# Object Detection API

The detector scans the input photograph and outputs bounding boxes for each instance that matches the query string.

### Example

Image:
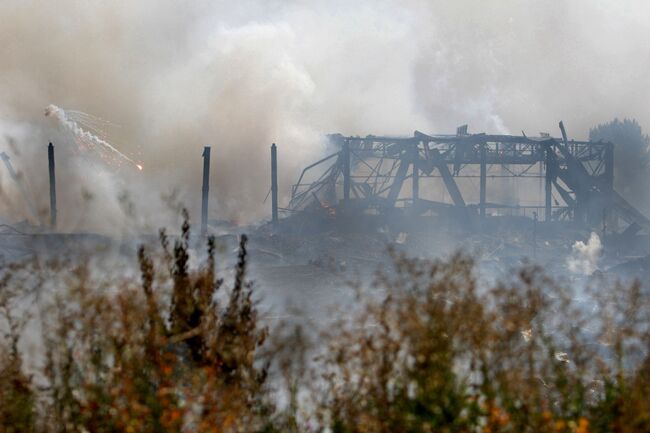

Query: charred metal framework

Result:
[288,123,650,233]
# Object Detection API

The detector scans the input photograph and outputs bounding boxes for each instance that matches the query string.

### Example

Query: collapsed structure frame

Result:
[288,122,650,233]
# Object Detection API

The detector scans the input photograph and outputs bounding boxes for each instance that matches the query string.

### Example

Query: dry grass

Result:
[0,219,648,432]
[308,251,650,433]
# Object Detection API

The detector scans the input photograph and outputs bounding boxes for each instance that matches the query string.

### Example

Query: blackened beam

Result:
[271,143,278,223]
[349,132,599,146]
[430,149,466,207]
[545,145,555,222]
[480,144,486,218]
[291,152,339,199]
[48,142,57,228]
[201,146,211,236]
[411,145,419,200]
[386,155,410,205]
[342,139,350,203]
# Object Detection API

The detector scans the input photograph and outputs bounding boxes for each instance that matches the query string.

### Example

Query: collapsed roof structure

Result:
[288,122,650,234]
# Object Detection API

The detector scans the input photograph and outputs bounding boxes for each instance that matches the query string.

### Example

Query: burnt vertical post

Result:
[48,142,57,229]
[545,145,553,222]
[342,139,350,204]
[411,143,419,202]
[604,142,614,191]
[271,143,278,224]
[604,141,615,231]
[558,121,568,145]
[201,146,211,236]
[479,143,487,219]
[533,211,538,259]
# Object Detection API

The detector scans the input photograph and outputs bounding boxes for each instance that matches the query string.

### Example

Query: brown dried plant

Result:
[33,211,269,433]
[0,225,648,433]
[310,251,650,433]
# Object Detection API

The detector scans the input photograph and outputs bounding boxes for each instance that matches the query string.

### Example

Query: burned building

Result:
[285,122,650,238]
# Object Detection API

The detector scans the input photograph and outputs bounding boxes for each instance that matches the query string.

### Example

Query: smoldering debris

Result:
[221,126,650,304]
[567,232,602,275]
[3,123,650,296]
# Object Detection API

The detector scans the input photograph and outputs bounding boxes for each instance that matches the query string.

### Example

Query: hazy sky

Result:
[1,0,649,231]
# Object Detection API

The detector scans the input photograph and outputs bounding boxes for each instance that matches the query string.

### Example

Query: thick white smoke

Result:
[0,1,649,233]
[567,232,602,275]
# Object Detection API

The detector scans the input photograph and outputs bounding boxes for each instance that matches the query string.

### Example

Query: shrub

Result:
[2,211,269,433]
[311,251,649,433]
[0,223,648,432]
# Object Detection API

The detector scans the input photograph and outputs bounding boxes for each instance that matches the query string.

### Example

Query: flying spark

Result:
[45,104,143,172]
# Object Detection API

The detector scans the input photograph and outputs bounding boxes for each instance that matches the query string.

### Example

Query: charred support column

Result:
[201,146,211,236]
[545,145,553,222]
[479,143,486,219]
[342,139,350,204]
[412,144,419,202]
[558,120,581,223]
[48,142,57,229]
[271,143,279,224]
[604,142,614,191]
[604,142,615,231]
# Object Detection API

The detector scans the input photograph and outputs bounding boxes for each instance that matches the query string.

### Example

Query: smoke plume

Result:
[1,1,649,233]
[567,232,602,275]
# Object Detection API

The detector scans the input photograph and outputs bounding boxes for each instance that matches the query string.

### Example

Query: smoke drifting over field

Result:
[1,0,650,233]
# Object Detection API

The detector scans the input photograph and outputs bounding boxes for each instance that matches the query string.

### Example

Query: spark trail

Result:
[44,104,143,171]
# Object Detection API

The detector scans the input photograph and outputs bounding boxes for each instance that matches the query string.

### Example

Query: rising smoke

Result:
[1,0,650,233]
[567,232,602,275]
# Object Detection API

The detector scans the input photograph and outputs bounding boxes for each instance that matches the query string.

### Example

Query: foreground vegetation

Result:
[0,216,648,432]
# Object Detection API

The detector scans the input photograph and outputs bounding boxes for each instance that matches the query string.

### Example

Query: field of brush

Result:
[0,214,648,433]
